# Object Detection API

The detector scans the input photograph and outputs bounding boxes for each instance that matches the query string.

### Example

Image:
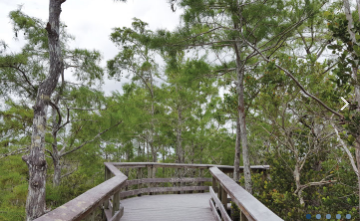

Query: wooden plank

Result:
[119,186,209,198]
[120,193,216,221]
[34,172,127,221]
[112,191,120,216]
[210,167,283,221]
[209,186,232,221]
[125,177,211,186]
[209,198,222,221]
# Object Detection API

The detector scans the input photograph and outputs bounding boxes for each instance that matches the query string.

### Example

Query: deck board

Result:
[119,193,217,221]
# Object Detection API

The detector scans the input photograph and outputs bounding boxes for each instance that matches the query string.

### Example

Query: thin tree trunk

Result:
[176,106,183,163]
[234,39,252,193]
[293,164,304,205]
[343,0,360,177]
[22,1,65,219]
[51,107,61,187]
[233,115,241,182]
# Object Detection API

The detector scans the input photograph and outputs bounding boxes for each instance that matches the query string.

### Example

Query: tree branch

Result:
[330,119,359,180]
[243,39,344,119]
[60,121,122,157]
[0,147,29,159]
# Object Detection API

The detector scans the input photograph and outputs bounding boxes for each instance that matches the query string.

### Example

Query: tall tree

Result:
[21,0,66,219]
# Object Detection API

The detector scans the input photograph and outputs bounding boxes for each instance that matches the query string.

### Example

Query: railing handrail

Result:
[34,162,274,221]
[112,162,270,171]
[34,163,127,221]
[209,167,283,221]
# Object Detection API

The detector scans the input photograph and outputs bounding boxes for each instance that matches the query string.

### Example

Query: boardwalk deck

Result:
[119,193,217,221]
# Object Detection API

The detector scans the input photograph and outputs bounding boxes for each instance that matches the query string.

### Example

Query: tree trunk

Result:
[53,158,61,187]
[293,164,304,205]
[22,0,65,220]
[234,40,252,193]
[233,115,241,182]
[176,106,183,163]
[51,107,61,187]
[343,0,361,178]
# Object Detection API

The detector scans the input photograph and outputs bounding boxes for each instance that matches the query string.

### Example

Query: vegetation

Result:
[0,0,359,220]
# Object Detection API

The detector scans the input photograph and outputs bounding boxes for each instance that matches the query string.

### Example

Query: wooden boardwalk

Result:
[119,193,217,221]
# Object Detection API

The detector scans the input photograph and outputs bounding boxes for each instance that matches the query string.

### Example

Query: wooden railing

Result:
[209,167,283,221]
[34,162,279,221]
[35,163,127,221]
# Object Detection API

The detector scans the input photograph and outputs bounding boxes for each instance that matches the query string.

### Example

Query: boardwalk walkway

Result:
[120,193,217,221]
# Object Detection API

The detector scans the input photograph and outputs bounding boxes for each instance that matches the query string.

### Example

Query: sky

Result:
[0,0,184,95]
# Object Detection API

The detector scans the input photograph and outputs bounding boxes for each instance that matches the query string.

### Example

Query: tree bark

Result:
[176,105,184,163]
[22,0,65,220]
[233,115,241,182]
[234,39,252,193]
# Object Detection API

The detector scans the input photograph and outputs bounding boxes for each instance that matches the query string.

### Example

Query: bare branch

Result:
[0,147,29,159]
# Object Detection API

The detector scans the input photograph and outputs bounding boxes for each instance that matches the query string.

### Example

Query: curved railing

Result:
[209,167,283,221]
[34,162,282,221]
[35,163,127,221]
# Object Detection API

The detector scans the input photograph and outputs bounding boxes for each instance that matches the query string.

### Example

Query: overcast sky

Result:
[0,0,184,95]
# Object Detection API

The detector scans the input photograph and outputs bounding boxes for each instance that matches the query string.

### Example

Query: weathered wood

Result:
[209,198,222,221]
[210,167,283,221]
[34,166,127,221]
[147,166,152,195]
[120,193,216,221]
[85,211,95,221]
[199,168,205,193]
[137,167,142,196]
[112,162,269,171]
[105,162,124,176]
[240,211,248,221]
[112,191,120,216]
[104,206,123,221]
[104,168,112,210]
[119,186,209,198]
[125,177,211,186]
[221,186,228,209]
[209,186,232,221]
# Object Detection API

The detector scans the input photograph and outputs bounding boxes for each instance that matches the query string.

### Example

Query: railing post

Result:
[240,211,248,221]
[221,185,227,210]
[104,167,111,210]
[85,211,95,221]
[152,166,157,195]
[148,165,152,195]
[217,182,222,200]
[199,168,204,193]
[112,190,120,216]
[137,167,142,197]
[212,176,217,193]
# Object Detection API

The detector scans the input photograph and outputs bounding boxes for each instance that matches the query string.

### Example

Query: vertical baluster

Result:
[240,211,248,221]
[112,190,120,216]
[212,176,217,193]
[85,211,95,221]
[199,168,204,193]
[137,167,142,197]
[152,166,157,195]
[217,183,222,202]
[221,186,227,210]
[148,166,152,195]
[104,167,111,210]
[177,168,181,194]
